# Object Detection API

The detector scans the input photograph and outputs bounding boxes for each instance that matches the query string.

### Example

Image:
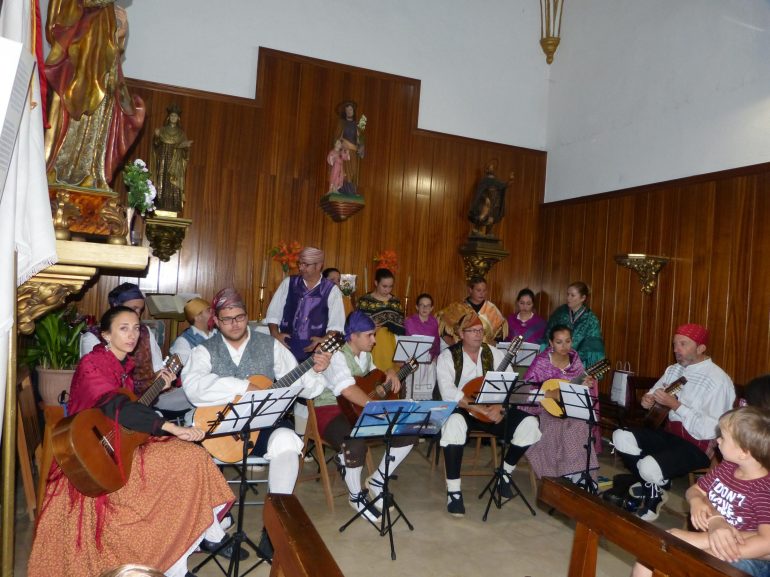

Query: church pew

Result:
[263,494,345,577]
[538,477,749,577]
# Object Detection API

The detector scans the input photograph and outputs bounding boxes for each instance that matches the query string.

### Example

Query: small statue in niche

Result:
[332,100,366,196]
[468,161,514,239]
[151,104,192,213]
[327,139,350,194]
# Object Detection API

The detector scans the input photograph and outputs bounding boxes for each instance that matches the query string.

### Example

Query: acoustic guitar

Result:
[337,357,419,426]
[643,376,687,429]
[461,335,525,424]
[51,354,183,497]
[195,333,345,463]
[538,358,611,418]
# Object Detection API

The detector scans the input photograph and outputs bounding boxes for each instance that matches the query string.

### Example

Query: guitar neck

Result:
[137,366,174,407]
[496,337,524,371]
[664,376,687,395]
[273,355,315,389]
[396,362,415,382]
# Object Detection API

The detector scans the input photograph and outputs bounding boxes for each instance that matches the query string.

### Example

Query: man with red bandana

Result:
[612,323,735,522]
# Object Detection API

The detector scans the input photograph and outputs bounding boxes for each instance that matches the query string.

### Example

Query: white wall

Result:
[545,0,770,201]
[121,0,550,150]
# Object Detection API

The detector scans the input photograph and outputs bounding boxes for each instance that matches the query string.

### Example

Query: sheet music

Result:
[475,371,517,404]
[496,340,539,367]
[351,400,457,438]
[208,385,302,434]
[394,335,434,362]
[560,382,597,422]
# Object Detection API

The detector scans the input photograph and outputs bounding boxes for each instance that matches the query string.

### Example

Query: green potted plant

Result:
[21,306,86,406]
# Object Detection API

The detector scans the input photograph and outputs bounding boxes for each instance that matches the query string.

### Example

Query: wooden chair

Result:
[538,477,746,577]
[264,494,345,577]
[37,404,65,513]
[16,368,42,521]
[297,400,336,512]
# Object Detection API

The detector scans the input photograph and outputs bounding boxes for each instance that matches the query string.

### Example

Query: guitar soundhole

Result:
[375,384,387,399]
[93,426,117,462]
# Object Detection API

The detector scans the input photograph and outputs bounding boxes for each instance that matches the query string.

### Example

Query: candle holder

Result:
[257,285,266,321]
[614,254,669,295]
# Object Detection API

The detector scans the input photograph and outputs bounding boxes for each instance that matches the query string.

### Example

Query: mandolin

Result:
[643,376,687,429]
[52,354,183,497]
[194,333,345,463]
[462,335,525,424]
[538,358,611,418]
[337,357,419,426]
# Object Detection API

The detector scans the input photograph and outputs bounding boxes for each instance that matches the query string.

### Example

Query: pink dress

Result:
[522,349,600,479]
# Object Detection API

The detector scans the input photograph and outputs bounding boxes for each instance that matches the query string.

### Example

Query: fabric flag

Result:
[0,0,58,439]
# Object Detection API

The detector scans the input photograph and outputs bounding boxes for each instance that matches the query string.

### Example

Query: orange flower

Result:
[373,249,398,273]
[269,240,303,273]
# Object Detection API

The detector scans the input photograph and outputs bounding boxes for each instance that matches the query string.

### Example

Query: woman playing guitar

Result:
[28,306,235,577]
[522,324,601,482]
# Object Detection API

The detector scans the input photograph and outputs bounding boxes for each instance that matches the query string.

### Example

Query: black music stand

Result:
[559,382,600,494]
[339,399,456,560]
[189,385,302,577]
[472,373,538,521]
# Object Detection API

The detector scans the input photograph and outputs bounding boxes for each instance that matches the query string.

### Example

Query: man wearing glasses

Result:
[436,312,541,517]
[182,288,331,496]
[265,246,345,363]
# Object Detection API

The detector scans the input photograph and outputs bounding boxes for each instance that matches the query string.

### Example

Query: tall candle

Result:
[405,275,411,298]
[260,258,267,287]
[364,266,369,293]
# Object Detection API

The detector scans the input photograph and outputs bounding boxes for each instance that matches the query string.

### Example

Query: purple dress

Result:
[522,349,600,479]
[404,314,440,400]
[507,312,546,344]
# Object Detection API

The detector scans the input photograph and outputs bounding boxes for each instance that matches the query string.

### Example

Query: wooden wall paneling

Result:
[745,173,770,380]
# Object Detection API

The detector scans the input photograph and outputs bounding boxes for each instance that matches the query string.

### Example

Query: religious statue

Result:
[333,100,366,196]
[44,0,145,191]
[151,104,192,213]
[468,162,514,238]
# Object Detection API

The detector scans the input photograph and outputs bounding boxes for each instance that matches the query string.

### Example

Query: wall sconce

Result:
[615,254,669,295]
[539,0,564,65]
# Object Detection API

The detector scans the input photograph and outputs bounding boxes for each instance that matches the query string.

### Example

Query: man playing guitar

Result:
[436,312,541,517]
[182,288,331,554]
[314,311,416,522]
[612,323,735,522]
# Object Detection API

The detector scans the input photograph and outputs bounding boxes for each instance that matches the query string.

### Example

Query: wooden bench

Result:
[263,494,344,577]
[538,477,749,577]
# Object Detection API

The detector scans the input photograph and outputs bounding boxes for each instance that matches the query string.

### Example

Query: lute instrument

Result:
[337,357,419,426]
[194,333,345,463]
[51,354,183,497]
[461,335,525,424]
[643,376,687,429]
[538,358,611,418]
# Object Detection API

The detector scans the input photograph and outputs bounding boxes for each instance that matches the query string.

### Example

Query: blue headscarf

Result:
[345,310,375,341]
[108,282,145,307]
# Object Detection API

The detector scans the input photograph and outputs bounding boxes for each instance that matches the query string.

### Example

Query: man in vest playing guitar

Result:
[612,323,735,522]
[314,311,416,522]
[436,312,541,517]
[182,288,331,556]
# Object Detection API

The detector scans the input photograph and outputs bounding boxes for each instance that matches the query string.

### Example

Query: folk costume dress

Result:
[523,348,600,479]
[356,293,405,372]
[543,304,605,370]
[28,345,233,577]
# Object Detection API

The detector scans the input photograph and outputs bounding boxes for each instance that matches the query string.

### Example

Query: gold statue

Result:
[44,0,145,191]
[100,199,129,244]
[151,104,192,213]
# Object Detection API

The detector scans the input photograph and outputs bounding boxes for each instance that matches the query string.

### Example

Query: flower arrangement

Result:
[373,249,398,273]
[269,240,302,273]
[122,159,157,216]
[339,274,357,297]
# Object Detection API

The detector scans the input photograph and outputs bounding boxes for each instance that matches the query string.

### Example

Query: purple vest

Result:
[279,275,334,361]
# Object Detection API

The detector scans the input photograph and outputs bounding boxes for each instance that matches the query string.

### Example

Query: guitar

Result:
[643,376,687,429]
[51,354,183,497]
[539,358,611,418]
[337,357,419,426]
[461,335,525,424]
[195,333,345,463]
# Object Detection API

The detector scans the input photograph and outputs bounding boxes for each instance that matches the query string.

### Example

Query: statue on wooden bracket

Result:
[320,100,366,222]
[152,103,192,216]
[468,160,514,240]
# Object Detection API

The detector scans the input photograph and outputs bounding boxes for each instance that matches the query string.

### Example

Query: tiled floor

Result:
[13,440,689,577]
